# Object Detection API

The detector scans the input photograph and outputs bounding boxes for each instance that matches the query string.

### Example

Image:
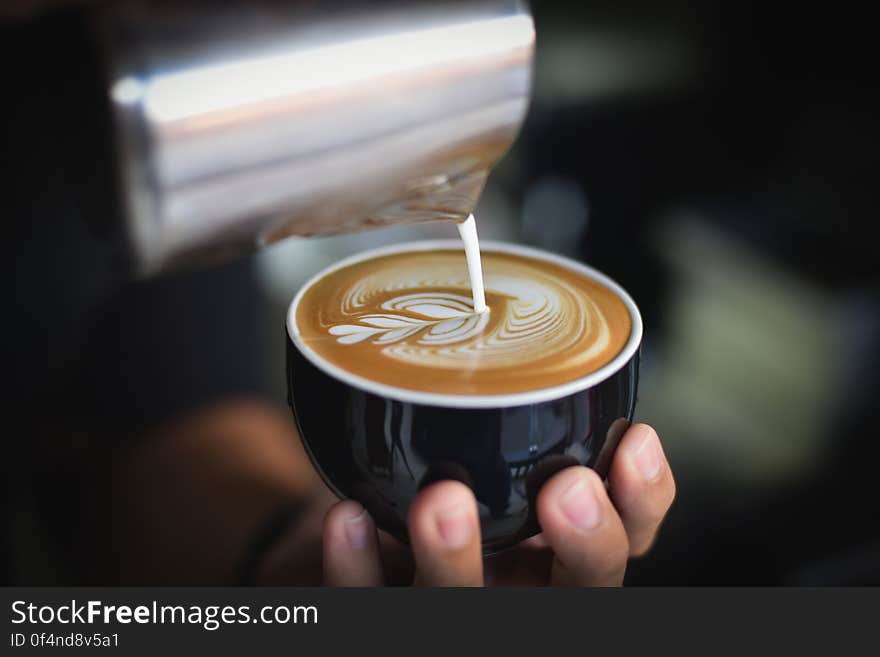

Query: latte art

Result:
[295,249,632,395]
[328,292,490,346]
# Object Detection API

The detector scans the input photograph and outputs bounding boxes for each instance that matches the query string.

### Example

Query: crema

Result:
[294,248,632,395]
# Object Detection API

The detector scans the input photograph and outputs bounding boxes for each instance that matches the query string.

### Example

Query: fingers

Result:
[408,481,483,587]
[322,500,383,586]
[608,423,676,557]
[536,466,629,586]
[321,423,675,588]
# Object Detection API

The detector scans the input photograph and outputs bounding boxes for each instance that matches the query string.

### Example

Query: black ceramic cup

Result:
[286,241,642,553]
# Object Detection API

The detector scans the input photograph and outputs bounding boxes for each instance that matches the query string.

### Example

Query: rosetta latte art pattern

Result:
[325,262,610,372]
[328,293,491,346]
[295,250,631,394]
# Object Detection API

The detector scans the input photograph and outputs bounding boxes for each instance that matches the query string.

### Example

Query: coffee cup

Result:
[285,240,642,552]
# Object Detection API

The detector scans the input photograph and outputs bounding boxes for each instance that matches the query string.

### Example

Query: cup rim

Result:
[287,239,643,408]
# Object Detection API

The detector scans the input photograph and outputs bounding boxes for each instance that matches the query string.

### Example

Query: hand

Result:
[321,423,675,586]
[97,400,672,586]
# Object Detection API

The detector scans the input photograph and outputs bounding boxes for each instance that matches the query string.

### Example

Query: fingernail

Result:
[344,509,370,550]
[633,428,662,481]
[558,475,601,531]
[435,504,474,549]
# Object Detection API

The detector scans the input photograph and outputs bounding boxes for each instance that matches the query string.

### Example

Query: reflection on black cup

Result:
[285,241,642,553]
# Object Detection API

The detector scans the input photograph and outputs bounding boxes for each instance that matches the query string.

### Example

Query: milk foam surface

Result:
[295,249,632,395]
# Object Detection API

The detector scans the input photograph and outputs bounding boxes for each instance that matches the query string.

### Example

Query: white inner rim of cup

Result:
[287,240,643,408]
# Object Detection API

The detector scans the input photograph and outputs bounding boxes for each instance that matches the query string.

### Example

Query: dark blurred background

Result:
[3,0,878,584]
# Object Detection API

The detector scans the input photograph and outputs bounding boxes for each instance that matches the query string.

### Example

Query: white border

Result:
[287,240,643,408]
